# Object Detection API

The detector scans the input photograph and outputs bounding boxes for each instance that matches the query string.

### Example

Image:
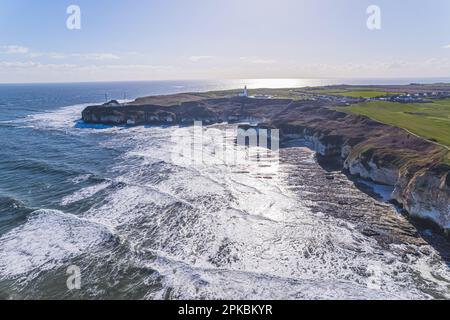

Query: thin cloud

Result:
[188,55,213,62]
[28,51,122,60]
[0,61,76,69]
[87,64,173,70]
[0,61,171,74]
[443,44,450,49]
[1,45,29,54]
[250,59,277,65]
[29,52,68,59]
[71,53,120,60]
[0,61,37,68]
[240,56,277,64]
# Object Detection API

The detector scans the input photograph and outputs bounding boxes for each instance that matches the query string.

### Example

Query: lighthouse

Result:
[238,85,249,98]
[242,85,248,97]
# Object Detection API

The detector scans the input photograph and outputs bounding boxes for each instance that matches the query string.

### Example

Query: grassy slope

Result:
[131,92,232,106]
[335,91,400,98]
[340,99,450,165]
[341,100,450,148]
[130,88,304,106]
[311,89,400,98]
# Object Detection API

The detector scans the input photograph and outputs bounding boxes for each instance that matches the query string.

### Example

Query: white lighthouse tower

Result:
[242,85,248,97]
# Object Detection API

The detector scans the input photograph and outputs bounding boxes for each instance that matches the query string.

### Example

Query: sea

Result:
[0,79,449,299]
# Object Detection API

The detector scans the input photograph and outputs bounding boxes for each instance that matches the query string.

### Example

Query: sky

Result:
[0,0,450,83]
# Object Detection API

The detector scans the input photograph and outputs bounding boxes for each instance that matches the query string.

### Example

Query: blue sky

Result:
[1,0,450,83]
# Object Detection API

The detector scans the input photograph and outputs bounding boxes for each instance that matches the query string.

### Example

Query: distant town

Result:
[309,88,450,106]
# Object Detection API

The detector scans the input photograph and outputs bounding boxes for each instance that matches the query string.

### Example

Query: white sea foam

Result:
[143,253,415,300]
[8,103,89,130]
[0,209,112,278]
[2,106,449,299]
[70,174,93,184]
[82,125,439,299]
[6,101,125,133]
[61,181,111,205]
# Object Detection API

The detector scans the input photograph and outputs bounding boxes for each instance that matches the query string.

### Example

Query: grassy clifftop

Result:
[338,99,450,166]
[310,89,400,98]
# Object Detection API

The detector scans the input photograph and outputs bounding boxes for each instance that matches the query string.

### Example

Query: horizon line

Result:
[1,76,450,86]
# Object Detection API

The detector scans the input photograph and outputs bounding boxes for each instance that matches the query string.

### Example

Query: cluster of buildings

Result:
[312,90,450,105]
[373,91,450,103]
[237,86,273,100]
[310,95,363,106]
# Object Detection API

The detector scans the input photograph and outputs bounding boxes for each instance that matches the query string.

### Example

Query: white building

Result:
[239,85,248,97]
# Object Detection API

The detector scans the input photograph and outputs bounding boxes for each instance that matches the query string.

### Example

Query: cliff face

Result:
[82,103,219,126]
[273,103,449,232]
[393,165,450,230]
[82,97,295,126]
[346,158,399,186]
[82,98,450,232]
[283,127,449,231]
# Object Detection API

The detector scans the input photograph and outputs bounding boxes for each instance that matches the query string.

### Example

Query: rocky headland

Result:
[82,90,450,234]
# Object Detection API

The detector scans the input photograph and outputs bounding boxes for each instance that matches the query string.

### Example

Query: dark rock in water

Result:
[361,228,381,237]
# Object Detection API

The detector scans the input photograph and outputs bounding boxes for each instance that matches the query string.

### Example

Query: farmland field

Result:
[311,89,400,98]
[339,99,450,164]
[340,99,450,148]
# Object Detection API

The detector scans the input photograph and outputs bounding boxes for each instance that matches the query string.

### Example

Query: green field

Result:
[312,89,400,98]
[335,91,400,98]
[340,100,450,149]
